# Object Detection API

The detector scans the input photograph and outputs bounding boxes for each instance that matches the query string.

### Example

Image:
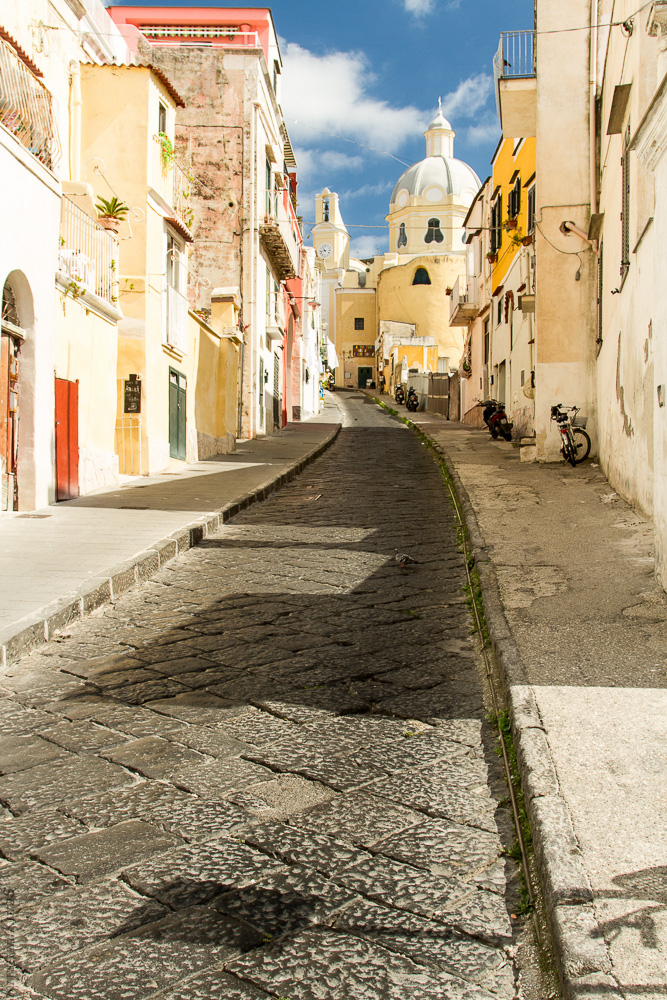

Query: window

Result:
[490,195,502,252]
[166,232,183,291]
[484,319,490,364]
[266,160,274,217]
[158,102,167,135]
[397,222,407,248]
[526,185,536,234]
[621,122,631,281]
[424,218,444,244]
[413,267,431,285]
[508,176,521,220]
[354,317,364,330]
[497,296,502,326]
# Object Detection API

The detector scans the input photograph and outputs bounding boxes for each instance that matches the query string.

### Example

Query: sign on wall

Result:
[352,345,374,358]
[124,375,142,414]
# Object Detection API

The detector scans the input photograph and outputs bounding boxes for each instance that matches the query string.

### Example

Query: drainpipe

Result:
[69,61,81,181]
[590,0,599,215]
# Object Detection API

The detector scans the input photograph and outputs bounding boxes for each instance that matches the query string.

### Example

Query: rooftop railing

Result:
[494,30,536,81]
[0,36,61,170]
[58,196,119,306]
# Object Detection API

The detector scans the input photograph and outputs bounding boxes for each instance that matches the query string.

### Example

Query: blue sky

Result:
[108,1,535,256]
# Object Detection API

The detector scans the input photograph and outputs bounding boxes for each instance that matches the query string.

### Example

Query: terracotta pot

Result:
[98,216,121,234]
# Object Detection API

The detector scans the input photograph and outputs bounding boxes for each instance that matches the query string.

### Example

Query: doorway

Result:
[54,377,79,501]
[169,368,186,460]
[357,366,372,388]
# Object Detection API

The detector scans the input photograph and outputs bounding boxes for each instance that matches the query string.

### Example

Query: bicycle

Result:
[550,404,591,466]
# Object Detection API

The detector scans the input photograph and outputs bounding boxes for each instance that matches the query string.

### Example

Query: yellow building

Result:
[487,136,537,437]
[80,62,240,476]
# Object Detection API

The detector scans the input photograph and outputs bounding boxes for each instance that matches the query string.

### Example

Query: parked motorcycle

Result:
[395,384,405,405]
[481,399,513,441]
[406,387,419,413]
[326,372,335,391]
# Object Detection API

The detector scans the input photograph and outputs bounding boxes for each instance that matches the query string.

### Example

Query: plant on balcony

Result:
[157,131,175,170]
[445,286,453,295]
[503,216,518,231]
[521,234,533,246]
[486,251,498,263]
[95,196,129,234]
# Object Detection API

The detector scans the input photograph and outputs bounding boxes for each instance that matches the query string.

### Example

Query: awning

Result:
[326,338,339,368]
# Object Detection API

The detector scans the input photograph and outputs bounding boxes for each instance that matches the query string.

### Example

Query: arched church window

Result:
[413,267,431,285]
[397,223,407,249]
[424,218,444,244]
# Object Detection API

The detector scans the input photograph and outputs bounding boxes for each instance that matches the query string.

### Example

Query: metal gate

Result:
[169,368,186,460]
[272,352,280,429]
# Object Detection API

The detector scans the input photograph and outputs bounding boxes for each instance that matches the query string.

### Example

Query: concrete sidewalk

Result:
[0,398,341,667]
[374,392,667,1000]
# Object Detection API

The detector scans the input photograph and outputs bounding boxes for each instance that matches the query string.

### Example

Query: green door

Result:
[357,366,372,388]
[169,369,186,460]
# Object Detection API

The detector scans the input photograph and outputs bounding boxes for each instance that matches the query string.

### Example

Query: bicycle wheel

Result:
[564,433,577,466]
[572,427,591,464]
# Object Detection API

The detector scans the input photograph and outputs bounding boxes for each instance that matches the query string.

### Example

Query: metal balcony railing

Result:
[151,136,193,232]
[58,196,119,305]
[0,36,61,169]
[494,30,535,81]
[449,275,480,325]
[166,284,189,354]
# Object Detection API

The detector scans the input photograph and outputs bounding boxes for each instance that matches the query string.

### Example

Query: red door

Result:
[55,377,79,501]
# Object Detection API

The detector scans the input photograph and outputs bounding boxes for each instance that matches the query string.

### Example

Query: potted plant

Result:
[504,216,518,231]
[95,196,129,234]
[445,286,453,295]
[522,234,533,246]
[486,251,498,263]
[156,131,175,170]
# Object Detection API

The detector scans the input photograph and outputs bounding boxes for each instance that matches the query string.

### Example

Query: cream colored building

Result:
[495,2,667,586]
[312,112,480,392]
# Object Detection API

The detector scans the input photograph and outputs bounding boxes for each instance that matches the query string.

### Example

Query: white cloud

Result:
[466,120,501,146]
[441,74,493,120]
[282,42,427,152]
[293,148,363,176]
[403,0,435,14]
[341,182,393,200]
[350,234,387,258]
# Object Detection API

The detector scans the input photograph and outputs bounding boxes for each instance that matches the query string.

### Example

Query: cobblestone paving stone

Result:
[0,397,526,998]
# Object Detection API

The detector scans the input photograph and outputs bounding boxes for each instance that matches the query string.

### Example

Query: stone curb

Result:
[387,405,615,1000]
[0,423,341,671]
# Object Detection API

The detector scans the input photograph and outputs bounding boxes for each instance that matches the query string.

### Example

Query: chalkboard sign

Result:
[124,376,142,414]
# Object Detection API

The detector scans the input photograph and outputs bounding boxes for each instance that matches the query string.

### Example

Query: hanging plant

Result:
[157,131,175,170]
[504,216,518,231]
[486,251,498,263]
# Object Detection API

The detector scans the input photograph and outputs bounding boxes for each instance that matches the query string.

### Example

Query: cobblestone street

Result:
[0,395,529,999]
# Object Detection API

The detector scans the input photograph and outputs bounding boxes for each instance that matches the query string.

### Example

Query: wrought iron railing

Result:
[166,284,189,354]
[495,30,536,80]
[58,196,119,305]
[151,135,193,230]
[0,36,61,169]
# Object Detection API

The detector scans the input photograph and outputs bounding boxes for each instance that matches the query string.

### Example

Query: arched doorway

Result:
[1,272,37,512]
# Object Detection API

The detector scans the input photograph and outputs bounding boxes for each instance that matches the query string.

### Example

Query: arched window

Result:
[413,267,431,285]
[424,218,444,244]
[397,222,407,249]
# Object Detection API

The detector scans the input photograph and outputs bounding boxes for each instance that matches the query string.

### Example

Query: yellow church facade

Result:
[312,110,480,392]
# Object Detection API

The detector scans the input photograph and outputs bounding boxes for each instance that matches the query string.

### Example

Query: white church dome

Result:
[391,156,480,206]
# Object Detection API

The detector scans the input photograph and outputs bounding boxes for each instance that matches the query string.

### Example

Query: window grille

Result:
[0,36,61,169]
[354,317,364,330]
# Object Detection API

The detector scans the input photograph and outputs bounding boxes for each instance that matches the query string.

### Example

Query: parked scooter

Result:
[406,387,419,413]
[395,384,405,405]
[480,399,513,441]
[326,371,335,391]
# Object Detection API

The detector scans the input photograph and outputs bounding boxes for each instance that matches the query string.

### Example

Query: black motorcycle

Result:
[395,384,405,404]
[406,387,419,412]
[481,399,513,441]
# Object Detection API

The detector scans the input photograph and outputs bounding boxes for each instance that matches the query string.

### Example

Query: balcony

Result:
[165,284,189,355]
[449,275,479,326]
[493,30,536,138]
[259,186,301,281]
[151,136,194,241]
[0,35,61,170]
[58,196,120,310]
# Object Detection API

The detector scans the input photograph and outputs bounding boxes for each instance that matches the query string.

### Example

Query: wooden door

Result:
[55,377,79,501]
[169,369,186,460]
[357,366,372,388]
